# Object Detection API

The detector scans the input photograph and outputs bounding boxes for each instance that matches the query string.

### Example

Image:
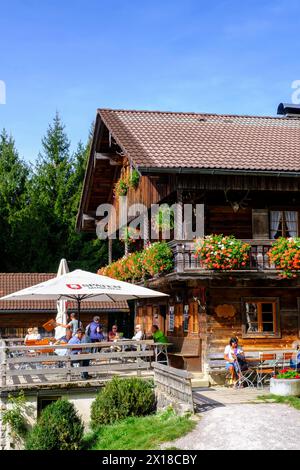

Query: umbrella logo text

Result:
[66,284,82,290]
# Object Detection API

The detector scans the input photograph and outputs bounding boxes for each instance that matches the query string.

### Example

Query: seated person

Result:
[151,325,168,343]
[24,327,41,344]
[224,337,245,384]
[290,343,300,370]
[55,328,73,344]
[132,324,144,341]
[24,327,34,344]
[32,327,41,340]
[108,324,120,342]
[54,328,72,360]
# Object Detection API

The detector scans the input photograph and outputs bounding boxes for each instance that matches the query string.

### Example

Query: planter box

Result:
[270,378,300,396]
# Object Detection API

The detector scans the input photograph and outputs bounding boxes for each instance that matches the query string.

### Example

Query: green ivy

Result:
[2,391,30,442]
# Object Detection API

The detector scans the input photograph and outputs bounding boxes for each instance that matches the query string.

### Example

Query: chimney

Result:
[277,103,300,117]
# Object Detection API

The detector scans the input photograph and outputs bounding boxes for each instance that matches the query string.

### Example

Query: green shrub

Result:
[90,377,156,428]
[25,399,84,450]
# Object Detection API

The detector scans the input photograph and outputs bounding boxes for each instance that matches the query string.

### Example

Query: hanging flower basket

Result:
[194,234,251,270]
[129,169,140,190]
[114,178,129,197]
[153,205,175,232]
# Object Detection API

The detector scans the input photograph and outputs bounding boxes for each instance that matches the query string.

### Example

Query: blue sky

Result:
[0,0,300,162]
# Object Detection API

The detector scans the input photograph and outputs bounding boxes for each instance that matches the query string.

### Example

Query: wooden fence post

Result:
[66,355,72,382]
[0,340,7,387]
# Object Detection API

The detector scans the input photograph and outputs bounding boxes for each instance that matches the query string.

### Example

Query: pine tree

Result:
[0,130,29,271]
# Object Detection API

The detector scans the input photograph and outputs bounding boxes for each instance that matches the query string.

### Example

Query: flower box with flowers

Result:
[268,237,300,279]
[194,235,251,271]
[270,368,300,396]
[98,242,173,282]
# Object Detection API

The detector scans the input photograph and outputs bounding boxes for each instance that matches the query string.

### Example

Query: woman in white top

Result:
[224,337,244,384]
[24,327,41,344]
[132,324,144,341]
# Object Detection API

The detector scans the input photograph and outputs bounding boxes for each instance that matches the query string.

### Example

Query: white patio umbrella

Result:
[54,259,69,339]
[0,269,168,324]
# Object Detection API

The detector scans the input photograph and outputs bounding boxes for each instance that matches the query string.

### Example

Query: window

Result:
[242,298,280,338]
[183,305,189,332]
[37,396,61,417]
[270,211,298,239]
[168,306,175,332]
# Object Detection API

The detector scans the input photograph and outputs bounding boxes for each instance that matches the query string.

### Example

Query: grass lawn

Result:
[257,394,300,410]
[84,411,197,450]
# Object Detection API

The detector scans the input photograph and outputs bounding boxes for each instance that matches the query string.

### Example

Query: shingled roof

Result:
[0,273,129,312]
[99,109,300,173]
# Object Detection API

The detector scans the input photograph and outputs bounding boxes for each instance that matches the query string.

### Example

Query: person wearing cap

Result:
[69,328,91,379]
[85,316,106,343]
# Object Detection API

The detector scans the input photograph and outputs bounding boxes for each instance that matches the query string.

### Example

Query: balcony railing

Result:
[168,240,276,273]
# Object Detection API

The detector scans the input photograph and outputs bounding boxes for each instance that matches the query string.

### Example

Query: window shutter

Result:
[252,209,269,239]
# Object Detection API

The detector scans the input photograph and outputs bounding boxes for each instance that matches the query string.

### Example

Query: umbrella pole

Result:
[77,298,81,327]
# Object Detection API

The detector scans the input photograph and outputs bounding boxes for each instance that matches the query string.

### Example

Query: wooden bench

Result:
[167,337,201,371]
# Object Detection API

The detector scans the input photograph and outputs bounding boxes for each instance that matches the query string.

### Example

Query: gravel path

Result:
[165,404,300,450]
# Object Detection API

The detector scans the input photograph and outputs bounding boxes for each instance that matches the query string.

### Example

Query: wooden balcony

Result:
[169,239,276,274]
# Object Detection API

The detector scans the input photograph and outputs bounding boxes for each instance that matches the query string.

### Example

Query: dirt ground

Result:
[164,403,300,450]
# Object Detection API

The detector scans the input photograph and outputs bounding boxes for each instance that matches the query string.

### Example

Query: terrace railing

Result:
[0,339,155,390]
[169,239,276,273]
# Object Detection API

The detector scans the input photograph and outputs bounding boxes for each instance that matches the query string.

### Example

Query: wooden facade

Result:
[77,110,300,378]
[0,308,132,339]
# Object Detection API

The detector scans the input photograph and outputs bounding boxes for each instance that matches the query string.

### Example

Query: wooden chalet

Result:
[0,273,130,338]
[77,107,300,378]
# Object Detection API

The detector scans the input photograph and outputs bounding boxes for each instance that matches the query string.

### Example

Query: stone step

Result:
[191,378,210,388]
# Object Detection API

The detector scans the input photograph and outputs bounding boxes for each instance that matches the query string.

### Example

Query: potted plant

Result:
[114,177,129,197]
[194,234,251,270]
[153,205,174,232]
[270,368,300,396]
[129,169,140,190]
[268,237,300,278]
